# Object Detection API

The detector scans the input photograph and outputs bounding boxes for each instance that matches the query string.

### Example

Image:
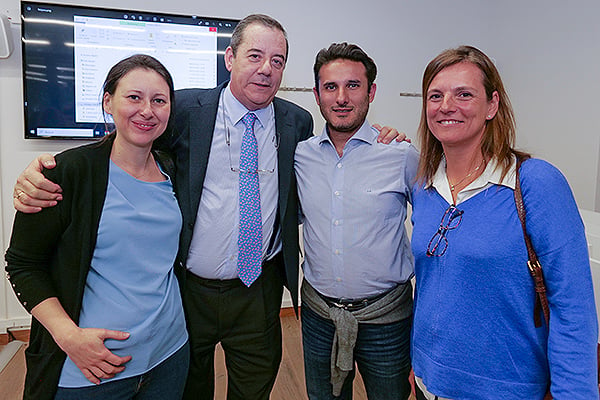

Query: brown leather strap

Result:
[514,156,550,328]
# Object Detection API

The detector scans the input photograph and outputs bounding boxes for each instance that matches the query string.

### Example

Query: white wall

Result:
[2,0,599,328]
[597,142,600,209]
[487,1,600,212]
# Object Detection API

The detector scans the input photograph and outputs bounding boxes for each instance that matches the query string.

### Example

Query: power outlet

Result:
[0,13,14,58]
[2,7,20,24]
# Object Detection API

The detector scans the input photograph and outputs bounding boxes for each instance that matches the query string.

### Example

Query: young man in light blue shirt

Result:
[294,43,419,400]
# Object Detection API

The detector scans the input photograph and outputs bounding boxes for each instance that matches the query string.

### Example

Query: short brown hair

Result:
[101,54,175,142]
[313,42,377,94]
[229,14,288,60]
[102,54,175,122]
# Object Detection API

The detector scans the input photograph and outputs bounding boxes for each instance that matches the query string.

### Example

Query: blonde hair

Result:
[416,45,528,184]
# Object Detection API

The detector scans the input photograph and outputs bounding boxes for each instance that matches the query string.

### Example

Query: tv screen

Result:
[21,2,239,139]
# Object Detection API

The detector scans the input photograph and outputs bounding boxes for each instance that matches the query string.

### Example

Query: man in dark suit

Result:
[163,15,313,399]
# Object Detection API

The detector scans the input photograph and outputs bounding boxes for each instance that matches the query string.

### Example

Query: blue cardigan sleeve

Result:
[520,159,598,399]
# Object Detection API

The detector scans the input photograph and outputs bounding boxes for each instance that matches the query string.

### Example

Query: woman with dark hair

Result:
[5,54,188,400]
[410,46,598,399]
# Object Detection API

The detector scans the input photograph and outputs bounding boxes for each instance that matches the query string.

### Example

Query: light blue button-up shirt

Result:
[186,86,280,279]
[295,120,419,299]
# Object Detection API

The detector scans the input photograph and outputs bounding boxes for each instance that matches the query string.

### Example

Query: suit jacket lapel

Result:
[274,98,294,220]
[185,90,293,223]
[187,84,226,219]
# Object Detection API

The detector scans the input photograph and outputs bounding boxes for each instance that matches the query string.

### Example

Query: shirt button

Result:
[334,191,340,196]
[334,249,341,255]
[336,163,342,169]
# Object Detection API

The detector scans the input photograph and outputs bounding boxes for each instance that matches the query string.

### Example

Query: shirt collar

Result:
[317,119,376,146]
[222,85,273,130]
[428,155,517,203]
[486,157,517,190]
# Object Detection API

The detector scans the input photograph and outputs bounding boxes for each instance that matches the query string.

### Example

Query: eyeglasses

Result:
[225,128,279,174]
[426,205,463,257]
[221,95,278,175]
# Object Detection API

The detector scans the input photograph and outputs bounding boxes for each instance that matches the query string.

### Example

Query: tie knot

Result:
[242,112,257,129]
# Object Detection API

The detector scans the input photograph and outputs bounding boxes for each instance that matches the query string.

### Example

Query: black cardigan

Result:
[5,136,176,400]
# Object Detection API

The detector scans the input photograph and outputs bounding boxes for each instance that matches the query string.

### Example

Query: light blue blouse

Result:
[58,160,187,387]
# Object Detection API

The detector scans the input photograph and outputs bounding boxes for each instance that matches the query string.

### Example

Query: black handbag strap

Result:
[514,156,550,328]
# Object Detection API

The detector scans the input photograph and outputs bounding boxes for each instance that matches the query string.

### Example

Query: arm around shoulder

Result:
[13,153,63,213]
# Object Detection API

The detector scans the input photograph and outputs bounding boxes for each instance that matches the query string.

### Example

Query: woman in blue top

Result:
[5,54,188,400]
[410,46,598,399]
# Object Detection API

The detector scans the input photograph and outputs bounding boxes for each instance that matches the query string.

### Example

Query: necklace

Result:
[448,159,485,192]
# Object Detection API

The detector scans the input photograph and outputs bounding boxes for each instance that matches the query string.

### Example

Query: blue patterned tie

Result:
[238,112,262,286]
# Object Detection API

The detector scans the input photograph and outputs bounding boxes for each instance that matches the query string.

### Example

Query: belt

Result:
[320,288,392,312]
[185,252,282,289]
[185,269,242,288]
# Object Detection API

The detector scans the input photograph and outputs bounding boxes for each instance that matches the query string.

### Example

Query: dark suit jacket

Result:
[162,82,313,309]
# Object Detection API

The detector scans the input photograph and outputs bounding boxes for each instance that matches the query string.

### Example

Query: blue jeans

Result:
[55,342,189,400]
[302,305,412,400]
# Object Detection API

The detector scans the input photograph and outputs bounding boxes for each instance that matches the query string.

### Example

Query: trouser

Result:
[301,304,412,400]
[182,255,284,400]
[54,342,189,400]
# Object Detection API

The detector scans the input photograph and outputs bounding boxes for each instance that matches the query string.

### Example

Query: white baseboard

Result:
[0,317,31,335]
[0,340,25,372]
[281,288,294,308]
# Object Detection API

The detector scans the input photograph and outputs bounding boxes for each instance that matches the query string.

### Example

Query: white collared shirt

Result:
[428,156,517,205]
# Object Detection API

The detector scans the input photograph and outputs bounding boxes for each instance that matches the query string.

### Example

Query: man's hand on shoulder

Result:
[373,124,411,144]
[13,154,63,213]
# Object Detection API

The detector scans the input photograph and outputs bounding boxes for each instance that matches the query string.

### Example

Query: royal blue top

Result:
[411,158,598,399]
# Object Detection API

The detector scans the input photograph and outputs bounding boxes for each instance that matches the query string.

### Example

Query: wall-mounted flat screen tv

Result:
[21,1,239,139]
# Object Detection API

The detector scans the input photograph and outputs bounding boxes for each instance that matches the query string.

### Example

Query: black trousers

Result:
[182,255,284,400]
